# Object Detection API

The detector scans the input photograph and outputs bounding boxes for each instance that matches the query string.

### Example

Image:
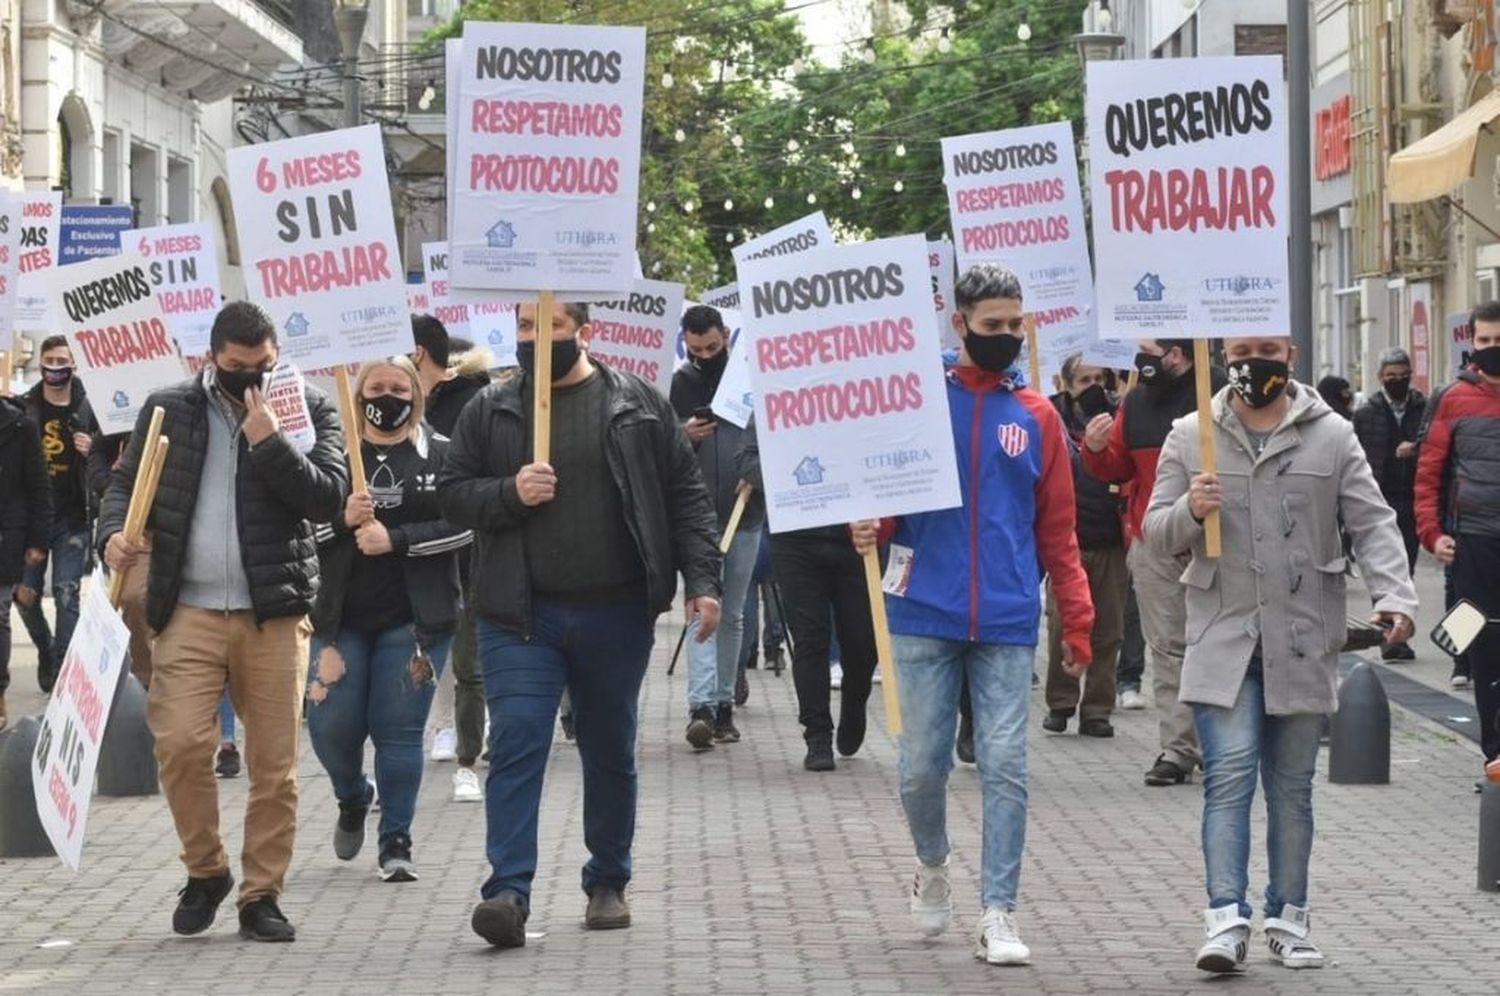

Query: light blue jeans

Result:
[893,635,1031,910]
[687,526,762,710]
[1193,658,1323,919]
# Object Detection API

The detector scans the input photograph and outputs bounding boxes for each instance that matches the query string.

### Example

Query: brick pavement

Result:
[1,589,1496,995]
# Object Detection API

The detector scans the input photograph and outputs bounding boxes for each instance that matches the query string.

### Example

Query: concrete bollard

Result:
[0,716,56,858]
[1329,661,1390,785]
[97,672,159,797]
[1482,781,1500,893]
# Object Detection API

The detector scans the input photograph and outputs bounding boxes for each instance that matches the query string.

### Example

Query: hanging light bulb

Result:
[851,186,862,201]
[417,80,436,110]
[646,200,656,213]
[895,143,906,157]
[764,195,775,209]
[723,198,734,211]
[807,192,817,205]
[938,29,952,54]
[683,199,695,213]
[652,260,663,274]
[731,133,744,149]
[661,71,674,89]
[1017,22,1032,42]
[647,222,657,233]
[726,231,735,243]
[787,138,800,152]
[893,180,905,193]
[841,141,855,156]
[862,41,877,64]
[674,128,686,143]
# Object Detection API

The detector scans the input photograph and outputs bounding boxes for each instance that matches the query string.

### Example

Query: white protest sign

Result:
[927,240,959,350]
[739,234,961,532]
[467,299,519,367]
[0,193,21,347]
[32,570,130,870]
[709,308,755,428]
[446,36,461,241]
[407,282,432,313]
[1086,56,1289,338]
[265,363,316,453]
[16,191,61,333]
[50,252,188,434]
[1084,335,1138,371]
[451,22,646,294]
[587,279,684,396]
[701,282,740,311]
[942,122,1094,349]
[731,211,833,270]
[127,222,223,360]
[228,124,410,367]
[422,241,471,340]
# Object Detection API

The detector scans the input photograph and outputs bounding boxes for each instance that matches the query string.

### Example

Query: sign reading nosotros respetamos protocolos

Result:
[227,123,411,370]
[47,251,188,435]
[1086,55,1289,340]
[451,22,646,295]
[738,234,962,534]
[587,279,685,398]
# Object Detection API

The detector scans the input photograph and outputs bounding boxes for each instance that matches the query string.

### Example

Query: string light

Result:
[1017,23,1032,42]
[652,260,663,274]
[723,198,734,211]
[893,180,904,193]
[674,128,686,142]
[938,29,952,54]
[895,143,906,157]
[787,138,800,152]
[851,186,862,200]
[661,71,674,88]
[683,199,695,213]
[647,222,657,233]
[807,192,817,204]
[731,134,744,149]
[726,231,735,242]
[862,41,877,64]
[764,195,774,209]
[646,200,656,213]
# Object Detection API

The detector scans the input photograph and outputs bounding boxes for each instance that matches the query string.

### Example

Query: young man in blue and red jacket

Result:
[852,263,1094,968]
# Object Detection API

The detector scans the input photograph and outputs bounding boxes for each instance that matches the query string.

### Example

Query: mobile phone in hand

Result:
[691,406,717,423]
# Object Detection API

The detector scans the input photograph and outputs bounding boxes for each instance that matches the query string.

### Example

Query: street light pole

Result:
[1288,0,1314,369]
[334,0,370,130]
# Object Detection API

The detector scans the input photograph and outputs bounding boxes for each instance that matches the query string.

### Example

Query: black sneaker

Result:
[378,834,418,883]
[1042,710,1070,734]
[215,743,241,779]
[238,897,295,942]
[956,714,976,764]
[767,648,786,675]
[334,799,369,861]
[1451,664,1472,689]
[1380,641,1415,661]
[734,666,750,706]
[1144,754,1190,786]
[472,890,529,948]
[172,871,234,935]
[37,650,58,694]
[836,704,867,758]
[803,736,836,772]
[713,704,741,743]
[560,710,576,742]
[685,706,715,750]
[1078,718,1115,738]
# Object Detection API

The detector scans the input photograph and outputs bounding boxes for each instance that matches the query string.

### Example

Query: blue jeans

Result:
[16,523,90,675]
[477,599,655,904]
[306,627,450,844]
[218,691,236,742]
[1193,659,1322,919]
[893,635,1032,909]
[687,526,761,709]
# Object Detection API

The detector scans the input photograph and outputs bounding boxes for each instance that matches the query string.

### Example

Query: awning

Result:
[1389,89,1500,203]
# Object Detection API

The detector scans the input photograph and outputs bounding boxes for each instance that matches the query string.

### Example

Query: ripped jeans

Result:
[306,627,450,846]
[16,524,90,687]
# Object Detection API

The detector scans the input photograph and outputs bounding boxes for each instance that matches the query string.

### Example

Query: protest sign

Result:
[731,211,833,271]
[0,193,21,349]
[265,363,316,453]
[701,282,741,311]
[408,282,432,313]
[16,191,61,333]
[32,570,130,870]
[450,22,646,295]
[127,222,223,360]
[927,240,959,350]
[709,309,755,428]
[446,36,461,241]
[1086,56,1289,339]
[59,205,134,266]
[737,233,961,532]
[587,279,684,396]
[467,298,518,367]
[1450,311,1474,374]
[227,124,410,369]
[423,241,471,340]
[49,252,188,434]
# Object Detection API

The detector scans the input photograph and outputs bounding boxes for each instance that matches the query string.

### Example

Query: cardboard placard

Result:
[126,222,224,361]
[15,191,61,333]
[587,279,685,396]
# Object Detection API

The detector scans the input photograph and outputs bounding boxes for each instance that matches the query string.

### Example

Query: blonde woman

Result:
[307,357,471,882]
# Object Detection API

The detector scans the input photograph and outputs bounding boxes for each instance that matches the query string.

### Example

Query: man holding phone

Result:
[670,305,764,748]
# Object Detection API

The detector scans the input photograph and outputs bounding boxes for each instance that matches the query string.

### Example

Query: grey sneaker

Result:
[334,799,369,861]
[585,887,631,930]
[377,834,417,883]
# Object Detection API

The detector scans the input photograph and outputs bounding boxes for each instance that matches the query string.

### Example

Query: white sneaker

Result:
[1120,688,1148,710]
[973,907,1030,965]
[452,766,483,803]
[431,728,458,762]
[909,859,952,937]
[871,667,882,685]
[829,663,844,690]
[1265,905,1324,969]
[1195,906,1250,974]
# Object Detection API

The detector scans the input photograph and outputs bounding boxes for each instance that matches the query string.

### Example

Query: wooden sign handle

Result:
[334,366,367,494]
[0,350,10,396]
[1024,313,1040,389]
[108,408,169,607]
[533,289,555,465]
[718,482,751,556]
[1193,339,1221,558]
[860,544,903,736]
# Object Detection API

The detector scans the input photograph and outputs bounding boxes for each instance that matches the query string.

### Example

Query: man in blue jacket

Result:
[853,263,1094,967]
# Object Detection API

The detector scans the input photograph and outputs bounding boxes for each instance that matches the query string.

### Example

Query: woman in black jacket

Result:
[0,395,52,729]
[306,357,471,883]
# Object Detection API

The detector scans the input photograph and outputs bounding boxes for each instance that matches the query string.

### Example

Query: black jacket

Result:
[21,378,109,523]
[1050,393,1125,551]
[312,429,471,648]
[1353,389,1427,504]
[0,397,52,584]
[438,362,721,634]
[97,376,350,631]
[426,371,490,438]
[670,360,766,531]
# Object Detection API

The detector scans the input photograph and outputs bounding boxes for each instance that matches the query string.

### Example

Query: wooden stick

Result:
[533,289,555,464]
[0,350,10,395]
[861,545,903,736]
[334,366,367,494]
[718,483,751,555]
[1024,313,1040,388]
[1193,339,1221,558]
[108,422,170,608]
[1125,368,1139,394]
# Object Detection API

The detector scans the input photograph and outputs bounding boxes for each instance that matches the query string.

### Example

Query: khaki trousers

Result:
[119,555,153,688]
[1126,541,1200,769]
[1045,545,1128,721]
[147,606,310,904]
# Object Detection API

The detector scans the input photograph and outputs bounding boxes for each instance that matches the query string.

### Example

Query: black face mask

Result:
[1383,377,1411,402]
[1134,351,1168,386]
[41,365,74,388]
[515,338,582,382]
[362,393,413,432]
[1228,357,1291,409]
[963,328,1023,373]
[215,366,267,401]
[1074,383,1113,419]
[1474,346,1500,376]
[691,347,730,386]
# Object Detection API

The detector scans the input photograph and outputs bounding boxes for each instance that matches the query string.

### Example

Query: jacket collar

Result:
[948,362,1021,394]
[1211,380,1327,465]
[496,360,645,420]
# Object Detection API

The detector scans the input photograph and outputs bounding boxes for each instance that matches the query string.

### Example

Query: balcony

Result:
[91,1,304,102]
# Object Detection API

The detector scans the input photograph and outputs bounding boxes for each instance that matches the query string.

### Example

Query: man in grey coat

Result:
[1147,335,1416,977]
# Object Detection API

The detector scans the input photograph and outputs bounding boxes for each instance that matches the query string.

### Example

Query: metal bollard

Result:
[1329,661,1390,785]
[1482,780,1500,893]
[0,716,56,857]
[96,672,159,797]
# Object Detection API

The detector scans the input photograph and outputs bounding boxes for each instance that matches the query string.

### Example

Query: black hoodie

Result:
[22,377,107,527]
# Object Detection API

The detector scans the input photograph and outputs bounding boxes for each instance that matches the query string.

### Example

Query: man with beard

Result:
[670,305,764,748]
[1083,339,1226,786]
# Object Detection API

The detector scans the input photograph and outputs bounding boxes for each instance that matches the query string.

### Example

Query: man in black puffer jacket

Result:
[98,302,348,943]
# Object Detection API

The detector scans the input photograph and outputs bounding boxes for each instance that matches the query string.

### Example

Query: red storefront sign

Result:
[1315,95,1352,181]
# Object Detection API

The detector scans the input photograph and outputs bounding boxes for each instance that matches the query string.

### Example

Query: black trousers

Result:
[1117,581,1146,689]
[1452,533,1500,761]
[769,534,877,740]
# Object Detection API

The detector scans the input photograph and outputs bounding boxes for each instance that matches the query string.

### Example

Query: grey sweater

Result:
[177,388,253,612]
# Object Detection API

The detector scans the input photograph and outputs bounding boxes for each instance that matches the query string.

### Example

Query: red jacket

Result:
[1414,370,1500,549]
